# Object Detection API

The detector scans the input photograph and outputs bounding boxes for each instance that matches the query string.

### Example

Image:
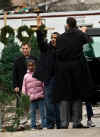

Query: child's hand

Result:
[80,27,87,32]
[14,87,19,93]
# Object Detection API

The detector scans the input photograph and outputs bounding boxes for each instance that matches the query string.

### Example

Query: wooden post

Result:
[30,9,55,31]
[31,14,54,31]
[4,11,7,26]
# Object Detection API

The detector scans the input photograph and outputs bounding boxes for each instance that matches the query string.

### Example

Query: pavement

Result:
[0,105,100,137]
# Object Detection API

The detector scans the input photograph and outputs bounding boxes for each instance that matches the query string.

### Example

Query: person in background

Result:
[13,42,37,127]
[13,42,37,106]
[53,17,95,128]
[86,102,95,127]
[22,59,46,130]
[82,27,96,128]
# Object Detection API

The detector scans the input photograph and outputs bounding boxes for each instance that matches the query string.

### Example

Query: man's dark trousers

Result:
[44,78,61,129]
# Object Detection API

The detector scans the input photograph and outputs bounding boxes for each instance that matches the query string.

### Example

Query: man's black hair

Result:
[51,32,60,37]
[66,17,77,29]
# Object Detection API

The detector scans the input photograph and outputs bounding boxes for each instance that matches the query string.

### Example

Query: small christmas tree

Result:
[0,35,21,130]
[0,35,31,131]
[0,35,21,94]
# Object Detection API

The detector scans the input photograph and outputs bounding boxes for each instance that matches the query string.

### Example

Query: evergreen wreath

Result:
[0,25,15,45]
[17,25,34,43]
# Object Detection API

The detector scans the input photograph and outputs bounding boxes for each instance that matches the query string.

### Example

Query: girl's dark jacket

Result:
[53,28,95,103]
[34,29,56,82]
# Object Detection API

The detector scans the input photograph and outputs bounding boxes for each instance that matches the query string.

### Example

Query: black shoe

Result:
[73,123,89,128]
[56,126,61,129]
[47,124,55,129]
[60,126,68,129]
[47,127,54,129]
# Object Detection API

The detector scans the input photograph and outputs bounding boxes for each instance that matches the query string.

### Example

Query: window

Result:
[91,37,100,57]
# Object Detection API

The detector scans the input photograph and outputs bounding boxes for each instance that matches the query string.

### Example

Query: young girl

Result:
[22,59,47,130]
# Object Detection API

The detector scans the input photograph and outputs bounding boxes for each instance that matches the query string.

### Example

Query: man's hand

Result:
[80,26,87,32]
[14,87,19,93]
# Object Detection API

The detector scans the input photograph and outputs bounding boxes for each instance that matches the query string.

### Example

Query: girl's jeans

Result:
[30,99,46,128]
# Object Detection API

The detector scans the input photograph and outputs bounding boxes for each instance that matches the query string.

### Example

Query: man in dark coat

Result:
[13,42,37,106]
[54,17,95,128]
[34,25,61,129]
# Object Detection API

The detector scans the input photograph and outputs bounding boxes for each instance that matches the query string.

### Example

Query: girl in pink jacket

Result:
[22,59,47,130]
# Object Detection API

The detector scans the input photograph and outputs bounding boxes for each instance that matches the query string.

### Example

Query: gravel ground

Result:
[0,105,100,137]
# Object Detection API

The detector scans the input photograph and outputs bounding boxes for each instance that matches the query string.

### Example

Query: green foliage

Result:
[0,35,22,131]
[17,25,34,43]
[10,94,30,130]
[0,91,14,105]
[0,25,15,45]
[0,35,21,93]
[16,94,30,116]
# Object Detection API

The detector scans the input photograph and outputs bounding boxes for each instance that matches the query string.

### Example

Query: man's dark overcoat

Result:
[53,28,95,103]
[13,55,37,91]
[34,29,56,82]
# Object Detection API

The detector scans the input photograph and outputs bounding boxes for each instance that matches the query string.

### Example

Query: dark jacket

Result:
[34,29,56,82]
[13,55,37,91]
[53,28,95,103]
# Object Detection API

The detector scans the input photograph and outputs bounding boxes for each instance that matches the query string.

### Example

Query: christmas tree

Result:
[0,35,33,131]
[0,35,22,131]
[0,35,21,94]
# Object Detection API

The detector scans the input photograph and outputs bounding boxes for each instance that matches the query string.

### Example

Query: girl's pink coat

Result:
[22,72,44,101]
